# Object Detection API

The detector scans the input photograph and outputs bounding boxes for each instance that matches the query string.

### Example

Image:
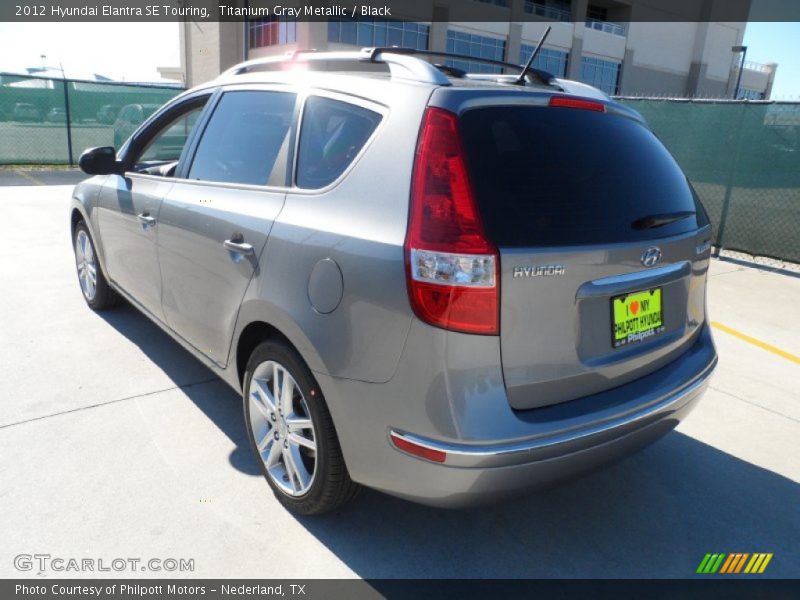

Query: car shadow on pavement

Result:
[295,433,800,579]
[97,303,799,579]
[97,303,260,476]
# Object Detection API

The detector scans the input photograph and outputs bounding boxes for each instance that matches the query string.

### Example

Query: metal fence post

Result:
[62,79,74,166]
[713,101,747,256]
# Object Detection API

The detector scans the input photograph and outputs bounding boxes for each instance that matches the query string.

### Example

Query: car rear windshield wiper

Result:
[632,211,696,230]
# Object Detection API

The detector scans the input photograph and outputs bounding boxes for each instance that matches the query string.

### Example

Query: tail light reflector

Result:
[390,432,447,463]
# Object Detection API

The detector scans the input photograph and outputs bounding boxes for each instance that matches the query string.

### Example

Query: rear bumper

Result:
[389,356,715,470]
[318,322,717,508]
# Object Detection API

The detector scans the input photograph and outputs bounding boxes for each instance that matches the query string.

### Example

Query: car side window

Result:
[187,91,297,186]
[296,96,382,189]
[135,104,205,168]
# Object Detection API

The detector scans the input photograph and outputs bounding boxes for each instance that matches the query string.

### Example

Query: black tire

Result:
[243,340,360,515]
[73,221,122,310]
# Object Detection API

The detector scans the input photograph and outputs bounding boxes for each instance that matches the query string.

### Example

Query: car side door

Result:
[96,93,212,321]
[157,86,298,366]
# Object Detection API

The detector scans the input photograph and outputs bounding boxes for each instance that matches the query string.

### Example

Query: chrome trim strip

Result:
[588,261,689,287]
[576,261,691,299]
[389,357,716,468]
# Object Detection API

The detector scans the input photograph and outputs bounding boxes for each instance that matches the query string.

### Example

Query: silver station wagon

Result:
[70,47,717,515]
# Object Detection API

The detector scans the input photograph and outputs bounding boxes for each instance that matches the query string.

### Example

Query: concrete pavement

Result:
[0,168,86,187]
[1,185,798,579]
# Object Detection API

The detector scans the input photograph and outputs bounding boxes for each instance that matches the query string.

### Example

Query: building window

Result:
[738,88,764,100]
[585,4,626,36]
[580,56,621,95]
[474,0,509,6]
[524,0,572,22]
[585,20,626,36]
[446,30,507,74]
[587,4,608,20]
[249,18,297,49]
[519,45,569,77]
[327,19,429,50]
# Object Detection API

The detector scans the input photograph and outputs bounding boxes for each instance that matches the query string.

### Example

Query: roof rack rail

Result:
[220,47,559,88]
[360,47,558,86]
[220,48,451,86]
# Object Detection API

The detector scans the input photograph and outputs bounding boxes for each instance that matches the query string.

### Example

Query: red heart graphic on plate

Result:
[630,301,639,315]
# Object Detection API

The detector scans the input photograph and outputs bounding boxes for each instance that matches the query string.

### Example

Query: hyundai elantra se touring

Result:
[70,48,717,514]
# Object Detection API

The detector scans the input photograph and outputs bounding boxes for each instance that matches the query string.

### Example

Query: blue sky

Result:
[743,22,800,98]
[0,22,797,95]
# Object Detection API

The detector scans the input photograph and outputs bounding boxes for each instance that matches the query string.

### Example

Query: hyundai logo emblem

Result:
[641,247,662,267]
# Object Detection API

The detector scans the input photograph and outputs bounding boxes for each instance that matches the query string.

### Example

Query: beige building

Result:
[180,0,776,99]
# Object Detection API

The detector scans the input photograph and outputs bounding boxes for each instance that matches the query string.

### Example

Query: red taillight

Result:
[405,107,499,336]
[549,96,606,112]
[390,432,447,463]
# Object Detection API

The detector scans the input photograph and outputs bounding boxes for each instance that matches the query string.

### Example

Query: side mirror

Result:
[78,146,121,175]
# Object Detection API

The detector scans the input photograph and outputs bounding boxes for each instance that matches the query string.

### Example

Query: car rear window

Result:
[459,106,709,247]
[296,96,382,189]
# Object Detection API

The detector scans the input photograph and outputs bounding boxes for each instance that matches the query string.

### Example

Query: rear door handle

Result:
[223,238,254,255]
[137,213,156,227]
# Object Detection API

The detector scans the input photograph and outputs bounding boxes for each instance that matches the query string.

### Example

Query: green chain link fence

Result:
[619,98,800,264]
[2,76,798,263]
[0,73,183,165]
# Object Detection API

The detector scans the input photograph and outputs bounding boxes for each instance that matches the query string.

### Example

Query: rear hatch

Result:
[458,98,712,410]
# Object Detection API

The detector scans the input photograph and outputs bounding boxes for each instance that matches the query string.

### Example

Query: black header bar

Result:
[3,0,800,22]
[5,579,800,600]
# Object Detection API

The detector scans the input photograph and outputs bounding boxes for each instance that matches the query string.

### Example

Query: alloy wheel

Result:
[248,360,317,496]
[75,230,97,301]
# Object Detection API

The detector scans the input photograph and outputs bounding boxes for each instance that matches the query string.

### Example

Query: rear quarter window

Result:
[459,106,710,247]
[295,96,382,189]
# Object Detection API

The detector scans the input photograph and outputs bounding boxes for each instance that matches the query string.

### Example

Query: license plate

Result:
[612,288,665,348]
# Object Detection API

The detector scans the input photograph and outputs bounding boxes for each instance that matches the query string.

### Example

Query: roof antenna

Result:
[514,25,551,86]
